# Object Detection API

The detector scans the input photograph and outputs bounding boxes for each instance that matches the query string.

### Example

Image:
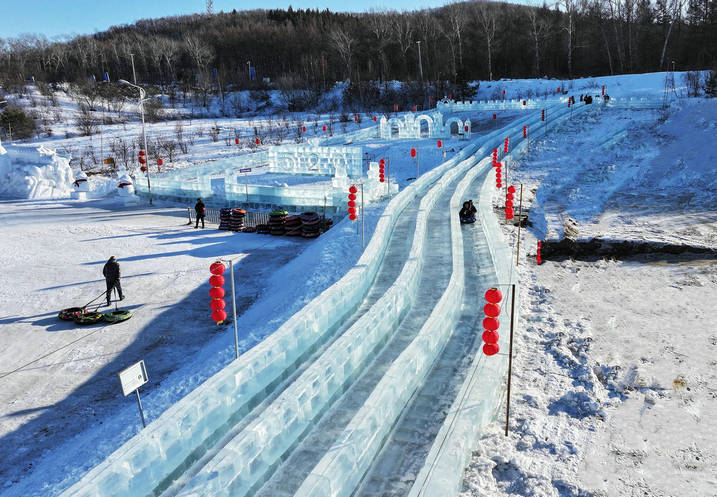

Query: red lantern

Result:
[557,87,561,93]
[379,158,385,165]
[349,213,358,221]
[209,287,225,299]
[234,138,239,145]
[212,310,227,323]
[482,330,499,344]
[522,100,526,106]
[483,343,500,356]
[496,171,502,178]
[140,166,148,172]
[139,150,146,157]
[568,100,571,108]
[412,105,416,111]
[496,183,502,188]
[484,303,501,317]
[354,115,358,122]
[348,200,356,208]
[523,125,527,138]
[394,104,399,111]
[506,192,514,200]
[492,113,497,120]
[322,125,327,131]
[348,207,356,215]
[210,299,226,311]
[437,140,442,148]
[464,125,469,132]
[537,240,543,264]
[506,199,514,208]
[379,175,385,183]
[541,109,545,121]
[139,157,146,165]
[410,148,416,158]
[209,275,225,287]
[373,116,377,121]
[504,137,509,153]
[302,126,306,132]
[485,288,503,303]
[157,158,164,166]
[507,185,516,193]
[349,185,358,194]
[503,89,506,95]
[210,261,226,275]
[602,85,605,96]
[505,207,514,220]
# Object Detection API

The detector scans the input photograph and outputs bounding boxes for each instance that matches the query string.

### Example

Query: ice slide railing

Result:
[175,138,484,497]
[294,154,488,497]
[60,123,485,497]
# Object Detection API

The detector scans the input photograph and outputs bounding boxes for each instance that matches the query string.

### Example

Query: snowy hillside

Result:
[0,71,715,497]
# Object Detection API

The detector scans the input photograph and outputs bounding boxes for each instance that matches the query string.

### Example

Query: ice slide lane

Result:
[252,162,481,497]
[173,153,484,497]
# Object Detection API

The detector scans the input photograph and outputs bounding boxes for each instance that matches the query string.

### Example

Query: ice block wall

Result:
[59,125,484,497]
[267,145,363,178]
[294,156,488,497]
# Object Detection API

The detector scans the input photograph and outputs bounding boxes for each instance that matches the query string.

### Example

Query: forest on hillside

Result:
[0,0,714,94]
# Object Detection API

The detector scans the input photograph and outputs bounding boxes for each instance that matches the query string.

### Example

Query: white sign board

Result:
[118,360,148,396]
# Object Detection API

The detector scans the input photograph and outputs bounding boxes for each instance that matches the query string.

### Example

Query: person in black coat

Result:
[195,198,206,229]
[459,201,476,223]
[102,256,124,306]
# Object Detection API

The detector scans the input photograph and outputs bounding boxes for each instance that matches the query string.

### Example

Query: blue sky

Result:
[0,0,453,39]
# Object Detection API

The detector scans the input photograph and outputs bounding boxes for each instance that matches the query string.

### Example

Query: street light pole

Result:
[416,41,423,82]
[119,79,151,205]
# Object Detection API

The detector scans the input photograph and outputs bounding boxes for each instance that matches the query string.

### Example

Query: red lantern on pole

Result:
[506,192,514,201]
[412,105,416,111]
[504,137,509,153]
[394,104,398,111]
[492,113,497,120]
[502,89,506,95]
[157,158,164,166]
[537,241,543,264]
[523,125,527,138]
[437,140,442,148]
[255,137,260,144]
[541,109,545,121]
[507,185,516,194]
[210,261,227,324]
[485,288,503,303]
[568,99,572,108]
[354,115,358,122]
[235,137,239,144]
[557,87,561,93]
[410,148,416,158]
[373,116,377,121]
[139,157,146,165]
[322,125,327,132]
[484,303,501,317]
[140,166,147,172]
[522,100,526,106]
[348,186,358,221]
[482,330,499,344]
[378,158,385,183]
[464,125,469,132]
[302,126,306,132]
[139,150,146,157]
[483,343,500,356]
[482,288,502,355]
[602,85,605,96]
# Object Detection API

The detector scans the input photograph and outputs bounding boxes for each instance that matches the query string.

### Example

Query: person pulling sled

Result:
[103,256,125,306]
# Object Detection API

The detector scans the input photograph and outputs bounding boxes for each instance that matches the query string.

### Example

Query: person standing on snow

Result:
[102,256,124,306]
[195,197,206,229]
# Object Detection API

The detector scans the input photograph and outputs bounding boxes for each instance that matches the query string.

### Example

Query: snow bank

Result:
[0,141,74,199]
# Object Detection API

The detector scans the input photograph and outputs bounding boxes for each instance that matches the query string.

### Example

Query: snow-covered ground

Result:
[0,71,715,497]
[461,98,717,497]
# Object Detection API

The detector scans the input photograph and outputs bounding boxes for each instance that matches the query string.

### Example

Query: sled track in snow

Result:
[63,99,598,497]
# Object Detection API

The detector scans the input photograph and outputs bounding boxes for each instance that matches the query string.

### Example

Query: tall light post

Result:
[416,41,424,82]
[119,79,152,205]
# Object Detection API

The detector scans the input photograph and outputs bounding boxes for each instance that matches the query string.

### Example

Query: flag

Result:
[212,67,217,80]
[90,74,96,83]
[29,76,35,84]
[249,67,256,81]
[103,72,110,82]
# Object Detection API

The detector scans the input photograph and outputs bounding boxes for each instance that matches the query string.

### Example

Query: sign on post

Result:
[239,168,252,173]
[118,360,148,396]
[118,360,149,428]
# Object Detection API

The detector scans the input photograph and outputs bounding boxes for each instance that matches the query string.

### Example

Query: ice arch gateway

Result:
[378,112,471,140]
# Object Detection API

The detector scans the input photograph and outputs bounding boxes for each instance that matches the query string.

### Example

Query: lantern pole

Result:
[387,157,391,200]
[505,282,516,436]
[360,182,365,249]
[516,184,523,266]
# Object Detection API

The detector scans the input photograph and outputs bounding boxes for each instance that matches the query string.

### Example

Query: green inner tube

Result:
[74,311,105,325]
[59,307,85,321]
[103,309,133,323]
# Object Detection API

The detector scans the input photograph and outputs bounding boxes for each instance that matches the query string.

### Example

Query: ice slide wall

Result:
[60,123,490,497]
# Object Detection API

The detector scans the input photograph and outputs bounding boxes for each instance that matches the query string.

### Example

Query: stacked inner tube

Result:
[284,215,302,236]
[269,210,288,235]
[219,208,232,230]
[230,209,246,231]
[300,212,321,238]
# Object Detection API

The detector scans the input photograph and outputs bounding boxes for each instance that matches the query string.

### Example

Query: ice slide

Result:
[62,98,593,497]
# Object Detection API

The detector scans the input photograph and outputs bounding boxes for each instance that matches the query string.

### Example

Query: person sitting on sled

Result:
[459,201,476,224]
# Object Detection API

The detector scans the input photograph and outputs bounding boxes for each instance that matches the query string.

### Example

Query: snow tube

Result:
[460,217,476,224]
[103,309,132,323]
[58,307,86,321]
[74,311,105,325]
